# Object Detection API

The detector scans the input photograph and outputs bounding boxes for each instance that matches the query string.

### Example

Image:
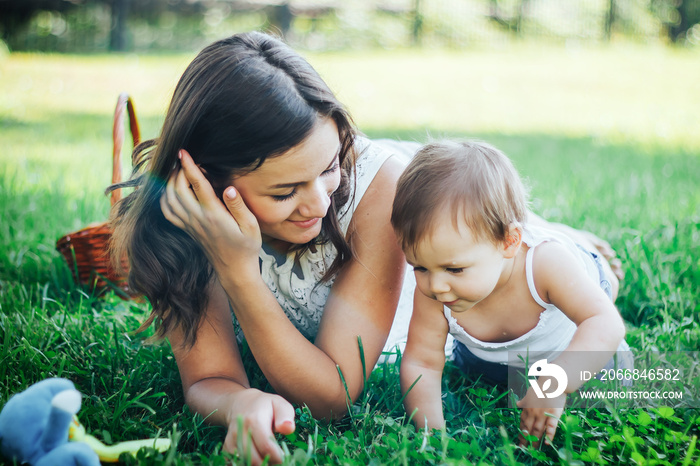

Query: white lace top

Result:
[237,138,418,354]
[446,224,601,367]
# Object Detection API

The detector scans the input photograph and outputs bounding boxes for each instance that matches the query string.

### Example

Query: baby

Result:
[391,140,632,446]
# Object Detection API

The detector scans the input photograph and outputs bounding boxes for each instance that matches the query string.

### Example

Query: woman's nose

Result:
[298,180,331,218]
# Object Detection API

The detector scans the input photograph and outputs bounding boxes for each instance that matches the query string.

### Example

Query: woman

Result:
[110,31,621,464]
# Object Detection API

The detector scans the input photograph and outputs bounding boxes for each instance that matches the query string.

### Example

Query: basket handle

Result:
[111,93,141,206]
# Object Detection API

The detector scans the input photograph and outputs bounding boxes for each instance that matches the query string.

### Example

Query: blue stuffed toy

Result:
[0,378,100,465]
[0,378,171,465]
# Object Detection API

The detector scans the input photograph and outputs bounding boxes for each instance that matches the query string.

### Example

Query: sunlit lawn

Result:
[1,41,699,464]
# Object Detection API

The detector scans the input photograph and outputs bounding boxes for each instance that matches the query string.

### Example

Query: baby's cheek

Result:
[414,278,434,299]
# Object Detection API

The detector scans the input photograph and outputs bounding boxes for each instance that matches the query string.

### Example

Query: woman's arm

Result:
[401,290,449,429]
[168,279,295,464]
[534,241,626,388]
[165,150,407,419]
[224,155,408,417]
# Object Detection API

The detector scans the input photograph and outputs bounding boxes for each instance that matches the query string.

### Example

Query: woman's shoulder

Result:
[352,137,395,179]
[346,148,406,239]
[353,137,420,169]
[361,153,405,207]
[338,138,406,228]
[352,137,420,195]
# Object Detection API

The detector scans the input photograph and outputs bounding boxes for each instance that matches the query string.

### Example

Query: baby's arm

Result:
[401,289,450,429]
[536,241,626,387]
[518,241,626,446]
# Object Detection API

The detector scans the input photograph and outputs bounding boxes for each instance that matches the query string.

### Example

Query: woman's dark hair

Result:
[108,31,358,347]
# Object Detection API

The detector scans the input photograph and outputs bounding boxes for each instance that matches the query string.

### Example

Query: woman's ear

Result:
[502,223,523,258]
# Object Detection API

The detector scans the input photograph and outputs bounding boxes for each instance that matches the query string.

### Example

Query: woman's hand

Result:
[160,149,261,274]
[223,389,296,465]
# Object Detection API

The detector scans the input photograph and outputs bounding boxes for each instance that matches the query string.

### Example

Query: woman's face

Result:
[232,117,342,245]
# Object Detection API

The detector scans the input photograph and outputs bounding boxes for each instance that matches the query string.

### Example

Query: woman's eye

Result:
[272,190,297,201]
[322,163,339,176]
[446,267,465,274]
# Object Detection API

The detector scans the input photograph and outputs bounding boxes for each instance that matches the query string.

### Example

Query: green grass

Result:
[1,42,699,464]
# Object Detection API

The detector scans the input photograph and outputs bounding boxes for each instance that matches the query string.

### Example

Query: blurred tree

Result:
[604,0,616,41]
[0,0,83,41]
[412,0,423,45]
[488,0,530,35]
[0,0,208,50]
[269,2,293,38]
[109,0,129,50]
[652,0,700,42]
[109,0,206,50]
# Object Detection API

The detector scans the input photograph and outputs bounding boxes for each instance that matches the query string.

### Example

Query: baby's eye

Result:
[446,267,465,274]
[412,266,427,273]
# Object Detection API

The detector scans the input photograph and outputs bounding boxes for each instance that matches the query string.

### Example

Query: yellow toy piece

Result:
[68,416,171,463]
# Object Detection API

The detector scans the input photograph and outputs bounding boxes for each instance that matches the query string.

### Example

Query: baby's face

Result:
[404,212,511,313]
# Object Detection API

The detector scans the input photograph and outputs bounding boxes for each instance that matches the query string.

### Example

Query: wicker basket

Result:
[56,93,140,296]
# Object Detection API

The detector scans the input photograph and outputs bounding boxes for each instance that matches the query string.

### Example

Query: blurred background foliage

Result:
[1,0,699,54]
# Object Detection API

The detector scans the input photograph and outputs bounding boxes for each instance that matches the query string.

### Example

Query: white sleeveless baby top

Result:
[445,223,601,367]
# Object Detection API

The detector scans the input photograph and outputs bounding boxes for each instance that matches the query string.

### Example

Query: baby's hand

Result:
[516,388,565,448]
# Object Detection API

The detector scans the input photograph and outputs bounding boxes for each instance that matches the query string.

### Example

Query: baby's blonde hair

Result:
[391,140,529,252]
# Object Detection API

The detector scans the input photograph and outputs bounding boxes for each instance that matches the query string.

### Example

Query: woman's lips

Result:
[289,217,320,228]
